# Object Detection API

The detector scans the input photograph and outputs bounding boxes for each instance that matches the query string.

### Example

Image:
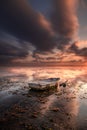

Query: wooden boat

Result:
[29,78,60,91]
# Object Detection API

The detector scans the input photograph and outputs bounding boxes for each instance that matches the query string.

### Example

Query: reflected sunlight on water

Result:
[0,66,86,82]
[0,66,87,129]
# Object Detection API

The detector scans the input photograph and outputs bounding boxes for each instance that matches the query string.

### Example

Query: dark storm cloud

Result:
[69,42,87,57]
[79,0,87,8]
[51,0,79,48]
[0,0,86,66]
[0,0,79,53]
[0,41,28,57]
[0,0,55,51]
[55,37,71,50]
[0,38,29,65]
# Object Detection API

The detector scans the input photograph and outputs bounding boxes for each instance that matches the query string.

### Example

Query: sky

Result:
[0,0,87,66]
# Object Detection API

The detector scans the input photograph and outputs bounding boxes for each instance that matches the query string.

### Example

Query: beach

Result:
[0,67,87,130]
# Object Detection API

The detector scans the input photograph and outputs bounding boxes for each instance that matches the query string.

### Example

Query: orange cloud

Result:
[51,0,79,39]
[76,40,87,49]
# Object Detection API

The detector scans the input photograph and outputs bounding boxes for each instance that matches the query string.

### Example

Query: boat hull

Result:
[29,78,60,91]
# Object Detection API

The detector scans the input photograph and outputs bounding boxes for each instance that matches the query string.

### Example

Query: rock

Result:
[51,107,60,112]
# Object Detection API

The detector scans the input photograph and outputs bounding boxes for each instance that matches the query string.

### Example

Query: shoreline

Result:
[0,79,87,130]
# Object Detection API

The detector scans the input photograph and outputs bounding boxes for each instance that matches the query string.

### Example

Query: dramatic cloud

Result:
[75,40,87,49]
[0,39,28,65]
[51,0,79,48]
[69,41,87,58]
[55,37,72,50]
[0,0,87,66]
[0,0,55,51]
[79,0,87,8]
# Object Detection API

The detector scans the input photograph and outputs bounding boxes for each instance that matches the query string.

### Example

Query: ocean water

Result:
[0,66,87,81]
[0,66,87,129]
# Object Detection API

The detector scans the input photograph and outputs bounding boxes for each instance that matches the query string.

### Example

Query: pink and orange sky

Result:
[0,0,87,66]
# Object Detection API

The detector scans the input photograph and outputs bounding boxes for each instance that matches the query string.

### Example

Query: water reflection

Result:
[0,66,86,81]
[28,84,79,129]
[0,66,87,129]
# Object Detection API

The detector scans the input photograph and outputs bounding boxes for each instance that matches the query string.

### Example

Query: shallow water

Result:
[0,66,87,129]
[0,66,87,81]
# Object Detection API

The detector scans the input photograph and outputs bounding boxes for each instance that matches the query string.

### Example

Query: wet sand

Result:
[0,66,87,130]
[0,79,87,130]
